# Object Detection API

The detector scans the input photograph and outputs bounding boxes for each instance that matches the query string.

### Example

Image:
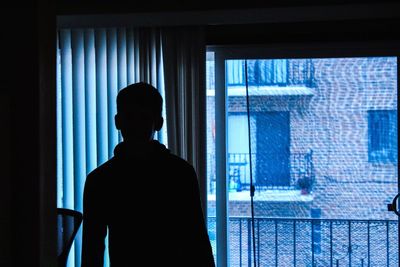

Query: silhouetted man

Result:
[81,82,215,266]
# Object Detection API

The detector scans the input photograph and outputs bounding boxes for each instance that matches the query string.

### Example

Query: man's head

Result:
[115,82,163,144]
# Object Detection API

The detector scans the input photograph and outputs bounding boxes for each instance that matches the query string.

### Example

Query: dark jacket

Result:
[81,140,215,267]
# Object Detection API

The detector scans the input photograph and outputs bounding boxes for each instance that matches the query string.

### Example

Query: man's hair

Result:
[116,82,163,117]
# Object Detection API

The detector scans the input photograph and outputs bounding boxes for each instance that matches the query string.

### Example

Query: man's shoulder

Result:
[164,153,194,170]
[86,157,117,180]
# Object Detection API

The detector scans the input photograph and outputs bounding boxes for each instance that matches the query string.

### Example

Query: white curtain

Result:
[57,26,206,266]
[162,26,207,214]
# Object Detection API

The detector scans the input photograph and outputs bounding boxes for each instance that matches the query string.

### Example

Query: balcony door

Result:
[256,111,290,187]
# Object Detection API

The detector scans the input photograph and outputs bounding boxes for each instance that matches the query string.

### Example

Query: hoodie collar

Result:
[113,140,169,160]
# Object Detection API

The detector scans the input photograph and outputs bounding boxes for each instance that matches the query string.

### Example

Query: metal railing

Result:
[207,150,314,193]
[207,217,398,267]
[224,59,315,88]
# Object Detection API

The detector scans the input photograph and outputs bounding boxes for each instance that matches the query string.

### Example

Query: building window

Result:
[368,110,398,163]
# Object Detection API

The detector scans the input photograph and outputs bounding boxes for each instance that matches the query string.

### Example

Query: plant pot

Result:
[301,188,309,195]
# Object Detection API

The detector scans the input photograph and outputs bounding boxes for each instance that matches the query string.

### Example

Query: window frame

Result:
[208,42,400,267]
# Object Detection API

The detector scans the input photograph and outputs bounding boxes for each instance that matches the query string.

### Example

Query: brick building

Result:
[207,57,397,220]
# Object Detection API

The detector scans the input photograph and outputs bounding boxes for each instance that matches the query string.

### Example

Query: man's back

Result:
[82,141,215,266]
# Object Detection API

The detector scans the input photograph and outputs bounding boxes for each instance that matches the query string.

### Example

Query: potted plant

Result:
[297,176,312,195]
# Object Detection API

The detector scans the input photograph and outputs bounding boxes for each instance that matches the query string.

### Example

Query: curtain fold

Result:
[161,26,207,217]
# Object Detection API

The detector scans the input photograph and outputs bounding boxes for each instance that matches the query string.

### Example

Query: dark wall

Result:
[1,3,56,266]
[57,1,400,45]
[56,0,399,14]
[206,18,400,45]
[1,6,40,266]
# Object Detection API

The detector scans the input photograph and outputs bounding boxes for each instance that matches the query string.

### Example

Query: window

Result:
[368,110,398,163]
[207,51,398,267]
[227,114,252,192]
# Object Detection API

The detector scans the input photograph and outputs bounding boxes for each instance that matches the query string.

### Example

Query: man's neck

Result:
[123,139,155,153]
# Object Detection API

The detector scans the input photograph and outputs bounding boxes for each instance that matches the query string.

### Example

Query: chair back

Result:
[57,208,83,267]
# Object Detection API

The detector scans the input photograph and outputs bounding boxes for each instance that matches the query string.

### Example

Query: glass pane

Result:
[208,56,399,266]
[206,51,217,260]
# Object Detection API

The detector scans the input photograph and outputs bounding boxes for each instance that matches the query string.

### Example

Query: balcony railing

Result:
[208,150,314,193]
[207,59,315,90]
[207,217,398,267]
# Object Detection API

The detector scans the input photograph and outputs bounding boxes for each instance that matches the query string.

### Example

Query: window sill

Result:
[207,86,314,96]
[208,189,314,202]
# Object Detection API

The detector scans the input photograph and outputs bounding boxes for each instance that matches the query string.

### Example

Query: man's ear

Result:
[115,114,121,130]
[154,117,164,131]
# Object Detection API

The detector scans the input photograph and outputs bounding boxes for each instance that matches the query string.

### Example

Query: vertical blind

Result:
[57,27,166,267]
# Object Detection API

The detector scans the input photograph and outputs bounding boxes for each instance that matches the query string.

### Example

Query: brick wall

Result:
[310,57,397,220]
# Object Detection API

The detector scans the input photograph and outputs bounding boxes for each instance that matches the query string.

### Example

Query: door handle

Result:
[387,193,400,217]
